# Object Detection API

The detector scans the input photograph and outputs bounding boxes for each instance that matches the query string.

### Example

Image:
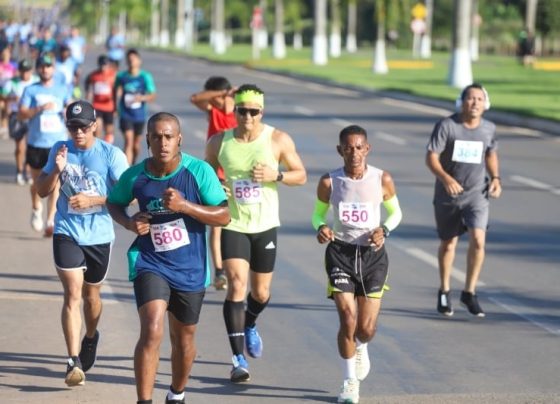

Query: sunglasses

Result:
[67,122,95,133]
[236,107,261,117]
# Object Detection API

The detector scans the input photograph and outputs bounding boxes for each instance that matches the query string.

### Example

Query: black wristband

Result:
[381,225,390,238]
[491,176,501,181]
[276,171,284,182]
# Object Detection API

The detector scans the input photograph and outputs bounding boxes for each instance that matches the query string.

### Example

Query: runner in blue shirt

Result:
[107,112,230,404]
[35,100,129,387]
[19,53,71,237]
[114,48,156,165]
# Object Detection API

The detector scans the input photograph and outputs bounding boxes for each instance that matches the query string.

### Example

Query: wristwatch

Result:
[276,171,284,182]
[381,225,390,238]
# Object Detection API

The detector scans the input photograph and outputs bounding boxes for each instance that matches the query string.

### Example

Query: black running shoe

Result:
[460,291,486,317]
[79,330,99,372]
[437,290,454,316]
[65,356,85,386]
[165,398,185,404]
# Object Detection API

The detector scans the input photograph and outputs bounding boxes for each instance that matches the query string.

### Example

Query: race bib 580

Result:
[150,218,190,252]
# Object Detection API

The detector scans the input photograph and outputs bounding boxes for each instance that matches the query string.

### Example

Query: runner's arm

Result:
[313,174,334,243]
[276,130,307,186]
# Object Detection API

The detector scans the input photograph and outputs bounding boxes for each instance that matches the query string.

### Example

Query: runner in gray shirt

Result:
[426,83,502,318]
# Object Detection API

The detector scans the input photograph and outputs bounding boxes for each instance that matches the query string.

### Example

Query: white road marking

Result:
[391,238,559,336]
[303,82,360,97]
[403,246,484,286]
[375,131,408,145]
[488,296,560,336]
[510,175,560,196]
[381,97,451,116]
[294,105,316,116]
[0,290,119,304]
[503,126,543,137]
[330,118,353,127]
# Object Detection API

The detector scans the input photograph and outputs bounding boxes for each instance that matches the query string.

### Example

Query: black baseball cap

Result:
[36,54,54,68]
[66,100,96,126]
[18,59,32,71]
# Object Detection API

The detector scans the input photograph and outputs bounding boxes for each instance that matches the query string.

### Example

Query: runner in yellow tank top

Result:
[206,84,306,383]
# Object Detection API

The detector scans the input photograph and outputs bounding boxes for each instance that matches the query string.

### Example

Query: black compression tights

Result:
[223,300,245,356]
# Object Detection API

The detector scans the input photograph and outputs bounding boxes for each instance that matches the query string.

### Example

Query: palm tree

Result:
[470,0,480,61]
[175,0,185,48]
[313,0,328,65]
[329,0,341,57]
[373,0,388,74]
[345,0,358,53]
[448,0,472,88]
[273,0,287,59]
[160,0,170,46]
[150,0,160,45]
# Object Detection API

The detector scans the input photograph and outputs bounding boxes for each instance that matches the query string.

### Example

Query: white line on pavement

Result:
[294,105,316,116]
[375,131,408,145]
[391,238,560,336]
[510,175,560,196]
[381,98,451,116]
[488,296,560,336]
[330,118,353,127]
[303,82,361,97]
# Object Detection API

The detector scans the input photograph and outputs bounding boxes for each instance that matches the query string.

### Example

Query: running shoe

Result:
[214,270,227,291]
[230,354,250,383]
[43,220,54,238]
[437,289,454,316]
[30,208,43,232]
[16,173,26,186]
[338,378,359,403]
[79,330,99,372]
[165,393,185,404]
[65,357,85,387]
[104,133,114,144]
[460,291,486,317]
[355,344,370,381]
[245,324,263,358]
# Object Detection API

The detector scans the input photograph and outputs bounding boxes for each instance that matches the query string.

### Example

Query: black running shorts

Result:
[325,240,389,299]
[133,271,205,325]
[53,234,112,285]
[119,119,144,136]
[95,109,114,125]
[26,144,50,170]
[221,227,277,273]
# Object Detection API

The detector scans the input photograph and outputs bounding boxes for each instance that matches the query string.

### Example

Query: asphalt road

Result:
[0,48,559,404]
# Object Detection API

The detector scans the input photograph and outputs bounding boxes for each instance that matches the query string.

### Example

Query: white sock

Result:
[343,355,357,380]
[166,389,185,401]
[356,340,368,353]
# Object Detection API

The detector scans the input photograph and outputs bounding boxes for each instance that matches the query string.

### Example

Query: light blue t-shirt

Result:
[20,82,70,148]
[43,138,129,245]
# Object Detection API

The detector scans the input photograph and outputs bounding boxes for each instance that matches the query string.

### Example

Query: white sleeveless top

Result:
[329,165,384,246]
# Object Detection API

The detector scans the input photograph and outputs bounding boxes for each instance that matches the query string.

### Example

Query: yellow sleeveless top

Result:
[218,124,280,233]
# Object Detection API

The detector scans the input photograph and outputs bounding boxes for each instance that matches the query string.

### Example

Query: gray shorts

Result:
[434,194,489,240]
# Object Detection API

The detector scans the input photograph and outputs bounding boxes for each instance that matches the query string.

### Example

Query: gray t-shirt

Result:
[427,113,497,202]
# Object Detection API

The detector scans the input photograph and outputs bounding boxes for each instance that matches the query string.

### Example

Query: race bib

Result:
[124,93,141,109]
[93,82,111,95]
[150,218,190,252]
[338,202,374,229]
[67,190,102,215]
[233,179,262,204]
[452,140,483,164]
[40,113,63,133]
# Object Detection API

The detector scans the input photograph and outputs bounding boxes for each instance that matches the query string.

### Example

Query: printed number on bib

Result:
[124,93,141,109]
[150,218,190,252]
[339,202,374,229]
[452,140,483,164]
[40,114,63,133]
[93,82,111,95]
[233,179,262,204]
[67,189,102,215]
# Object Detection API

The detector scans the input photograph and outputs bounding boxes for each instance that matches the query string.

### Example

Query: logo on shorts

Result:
[72,104,82,115]
[265,241,276,249]
[334,278,349,285]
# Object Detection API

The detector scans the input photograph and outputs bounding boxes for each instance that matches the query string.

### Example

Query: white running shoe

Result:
[30,208,43,232]
[16,173,26,186]
[355,343,371,381]
[338,378,359,403]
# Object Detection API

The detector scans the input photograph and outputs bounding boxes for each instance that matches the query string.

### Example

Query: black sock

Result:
[137,400,152,404]
[223,300,245,356]
[169,385,184,395]
[245,293,269,328]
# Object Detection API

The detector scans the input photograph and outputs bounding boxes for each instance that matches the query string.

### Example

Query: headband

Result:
[234,90,264,108]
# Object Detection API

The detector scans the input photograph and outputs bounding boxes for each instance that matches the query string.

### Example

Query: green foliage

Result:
[537,0,560,36]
